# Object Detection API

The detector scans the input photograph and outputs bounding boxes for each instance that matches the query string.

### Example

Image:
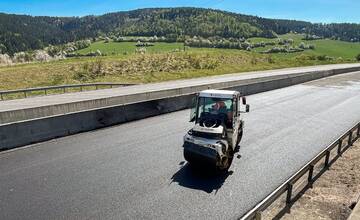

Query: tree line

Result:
[184,36,315,54]
[0,8,360,54]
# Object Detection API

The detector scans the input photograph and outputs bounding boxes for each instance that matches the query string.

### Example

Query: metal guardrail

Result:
[0,83,135,101]
[240,122,360,220]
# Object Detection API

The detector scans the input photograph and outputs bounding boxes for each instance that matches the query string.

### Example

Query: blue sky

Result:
[0,0,359,23]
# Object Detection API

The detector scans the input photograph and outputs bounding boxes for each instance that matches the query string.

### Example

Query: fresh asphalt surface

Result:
[1,71,360,220]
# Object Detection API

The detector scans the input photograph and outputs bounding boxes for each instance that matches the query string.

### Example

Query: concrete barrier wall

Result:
[1,65,360,150]
[0,95,194,150]
[2,65,360,125]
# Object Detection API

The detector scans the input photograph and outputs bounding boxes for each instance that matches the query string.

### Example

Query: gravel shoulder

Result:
[280,139,360,220]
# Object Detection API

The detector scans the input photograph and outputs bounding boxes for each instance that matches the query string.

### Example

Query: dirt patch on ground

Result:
[271,139,360,220]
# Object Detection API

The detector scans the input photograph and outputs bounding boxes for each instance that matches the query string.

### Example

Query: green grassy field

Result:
[78,34,360,60]
[77,41,185,55]
[249,33,360,59]
[0,34,359,91]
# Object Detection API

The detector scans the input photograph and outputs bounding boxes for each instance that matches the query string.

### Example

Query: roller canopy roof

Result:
[198,89,240,99]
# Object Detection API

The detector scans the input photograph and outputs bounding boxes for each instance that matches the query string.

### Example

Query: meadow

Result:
[249,33,360,59]
[76,41,185,55]
[0,34,359,91]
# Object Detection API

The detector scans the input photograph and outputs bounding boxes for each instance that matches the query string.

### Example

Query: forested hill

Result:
[1,7,360,54]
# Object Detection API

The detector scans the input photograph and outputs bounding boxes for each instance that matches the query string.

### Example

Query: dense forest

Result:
[1,7,360,54]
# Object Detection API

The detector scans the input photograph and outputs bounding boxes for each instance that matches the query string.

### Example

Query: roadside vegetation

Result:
[1,32,360,91]
[1,38,357,91]
[1,7,360,91]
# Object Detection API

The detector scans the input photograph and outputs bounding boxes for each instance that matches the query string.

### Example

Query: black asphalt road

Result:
[1,71,360,220]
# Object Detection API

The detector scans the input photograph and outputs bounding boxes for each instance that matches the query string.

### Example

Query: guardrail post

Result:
[24,91,27,98]
[44,89,47,95]
[324,151,330,168]
[63,87,66,94]
[95,85,99,90]
[80,86,83,92]
[255,211,262,220]
[286,183,293,206]
[0,93,3,100]
[338,139,343,155]
[348,131,353,146]
[308,165,314,187]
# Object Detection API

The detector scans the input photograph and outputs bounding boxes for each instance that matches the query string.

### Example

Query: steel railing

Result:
[240,122,360,220]
[0,83,136,101]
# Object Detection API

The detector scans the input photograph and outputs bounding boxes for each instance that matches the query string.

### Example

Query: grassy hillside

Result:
[249,33,360,59]
[76,33,360,59]
[0,48,352,91]
[1,7,360,54]
[1,33,359,91]
[77,41,184,55]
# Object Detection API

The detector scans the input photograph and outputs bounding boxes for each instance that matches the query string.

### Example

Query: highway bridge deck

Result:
[1,63,360,124]
[1,70,360,219]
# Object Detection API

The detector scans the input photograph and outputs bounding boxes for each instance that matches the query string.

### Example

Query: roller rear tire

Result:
[217,147,234,172]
